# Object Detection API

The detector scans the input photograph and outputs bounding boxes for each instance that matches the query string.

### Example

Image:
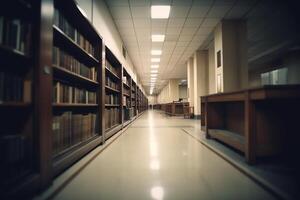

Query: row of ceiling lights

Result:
[149,5,171,95]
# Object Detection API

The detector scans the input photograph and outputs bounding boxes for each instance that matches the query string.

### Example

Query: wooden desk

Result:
[159,102,189,116]
[201,85,300,164]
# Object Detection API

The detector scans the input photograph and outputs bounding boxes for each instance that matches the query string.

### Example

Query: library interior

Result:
[0,0,300,199]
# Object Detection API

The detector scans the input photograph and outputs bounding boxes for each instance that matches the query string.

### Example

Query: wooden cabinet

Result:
[201,85,300,164]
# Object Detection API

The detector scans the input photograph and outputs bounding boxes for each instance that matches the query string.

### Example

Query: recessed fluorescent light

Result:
[151,65,159,69]
[151,74,157,77]
[151,70,158,73]
[151,50,162,55]
[151,6,171,19]
[151,78,157,80]
[151,58,160,62]
[152,35,165,42]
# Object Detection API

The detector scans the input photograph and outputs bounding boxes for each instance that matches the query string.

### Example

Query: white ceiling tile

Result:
[196,26,214,36]
[129,0,151,6]
[172,0,192,6]
[188,6,210,17]
[184,18,204,27]
[133,18,151,27]
[151,0,171,5]
[181,27,198,35]
[170,6,190,18]
[106,0,129,6]
[119,29,136,36]
[110,6,131,19]
[178,34,194,42]
[202,18,220,27]
[207,6,232,18]
[131,6,150,18]
[166,27,181,35]
[165,34,179,41]
[167,18,185,27]
[192,0,213,6]
[151,19,168,28]
[176,41,189,47]
[151,27,166,33]
[114,19,134,28]
[214,0,235,6]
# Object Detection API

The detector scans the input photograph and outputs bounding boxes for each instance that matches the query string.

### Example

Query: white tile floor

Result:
[50,110,275,200]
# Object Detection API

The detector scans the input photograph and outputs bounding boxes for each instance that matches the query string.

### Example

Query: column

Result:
[214,20,248,92]
[193,50,208,118]
[187,57,194,107]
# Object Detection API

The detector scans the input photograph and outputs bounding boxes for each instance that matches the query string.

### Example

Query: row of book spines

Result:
[106,76,120,91]
[53,47,97,81]
[53,9,95,56]
[105,94,119,105]
[106,60,119,75]
[123,96,131,107]
[53,82,97,104]
[0,72,31,103]
[0,16,31,55]
[104,108,120,130]
[0,135,27,164]
[122,76,130,85]
[52,112,97,155]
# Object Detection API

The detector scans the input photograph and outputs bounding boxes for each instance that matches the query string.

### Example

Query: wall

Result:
[148,95,157,105]
[179,85,187,99]
[157,79,180,104]
[76,0,146,94]
[208,41,216,94]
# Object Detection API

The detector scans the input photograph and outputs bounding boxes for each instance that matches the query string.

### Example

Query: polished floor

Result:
[51,110,275,200]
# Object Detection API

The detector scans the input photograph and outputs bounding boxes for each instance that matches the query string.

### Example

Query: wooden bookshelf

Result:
[131,80,137,116]
[104,47,122,139]
[0,0,40,197]
[0,0,148,197]
[201,85,300,164]
[51,0,103,177]
[122,68,132,123]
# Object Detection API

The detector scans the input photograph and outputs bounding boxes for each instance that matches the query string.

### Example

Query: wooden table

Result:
[201,85,300,164]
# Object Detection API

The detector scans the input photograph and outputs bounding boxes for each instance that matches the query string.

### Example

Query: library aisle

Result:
[49,110,274,200]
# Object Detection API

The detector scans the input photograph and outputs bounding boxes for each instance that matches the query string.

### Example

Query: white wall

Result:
[76,0,146,94]
[148,96,157,105]
[179,85,187,99]
[157,79,180,103]
[208,41,216,94]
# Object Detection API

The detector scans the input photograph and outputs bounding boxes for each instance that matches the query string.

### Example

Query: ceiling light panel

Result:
[151,50,162,55]
[151,6,171,19]
[151,58,160,62]
[151,65,159,69]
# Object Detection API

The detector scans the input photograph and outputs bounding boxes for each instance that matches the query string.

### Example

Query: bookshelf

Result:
[131,80,137,116]
[0,0,41,197]
[104,47,122,139]
[51,0,103,176]
[0,0,148,197]
[122,68,132,125]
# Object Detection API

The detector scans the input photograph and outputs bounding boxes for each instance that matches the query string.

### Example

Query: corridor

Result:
[50,111,274,200]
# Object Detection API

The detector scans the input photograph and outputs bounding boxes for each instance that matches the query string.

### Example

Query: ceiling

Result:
[104,0,257,95]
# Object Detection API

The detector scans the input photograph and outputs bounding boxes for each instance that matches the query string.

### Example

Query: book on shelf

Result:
[0,16,31,55]
[0,135,26,164]
[0,72,31,103]
[106,60,119,76]
[53,8,95,56]
[52,47,97,81]
[52,112,97,156]
[105,76,120,90]
[105,94,119,105]
[53,82,96,104]
[122,76,128,85]
[104,108,120,130]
